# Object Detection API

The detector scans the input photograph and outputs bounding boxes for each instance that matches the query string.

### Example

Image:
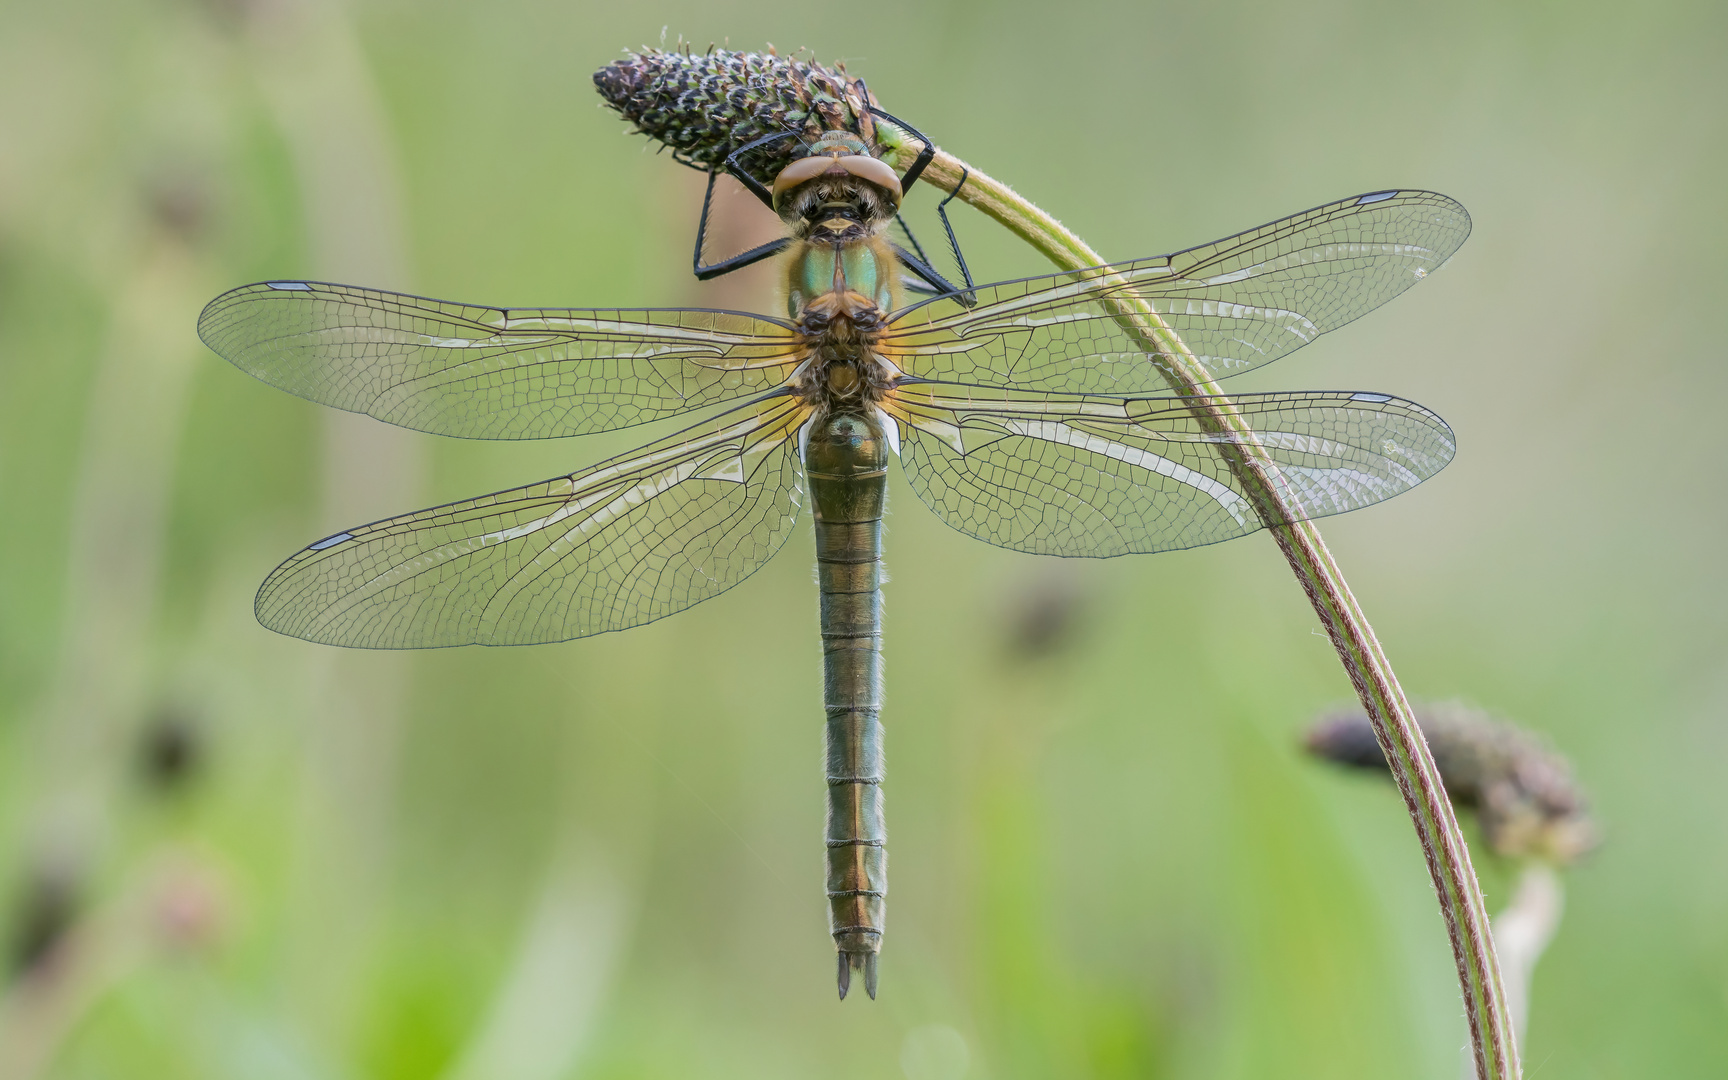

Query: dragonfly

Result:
[198,109,1470,999]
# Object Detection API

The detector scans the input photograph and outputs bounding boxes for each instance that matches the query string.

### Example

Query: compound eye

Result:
[771,157,835,209]
[836,156,903,205]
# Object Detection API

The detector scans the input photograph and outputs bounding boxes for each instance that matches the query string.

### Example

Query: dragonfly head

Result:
[772,130,902,234]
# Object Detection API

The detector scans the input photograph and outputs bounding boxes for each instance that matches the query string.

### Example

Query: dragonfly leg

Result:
[889,242,978,308]
[692,169,792,281]
[892,216,948,299]
[936,166,977,296]
[864,106,978,304]
[722,128,801,208]
[867,105,936,191]
[895,212,936,269]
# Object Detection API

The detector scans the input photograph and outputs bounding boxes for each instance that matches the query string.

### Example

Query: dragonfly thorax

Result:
[792,298,894,409]
[789,240,897,409]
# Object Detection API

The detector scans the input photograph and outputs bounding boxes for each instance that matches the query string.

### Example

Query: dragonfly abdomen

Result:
[807,409,890,1000]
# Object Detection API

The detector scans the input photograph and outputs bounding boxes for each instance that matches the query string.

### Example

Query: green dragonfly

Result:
[198,125,1469,996]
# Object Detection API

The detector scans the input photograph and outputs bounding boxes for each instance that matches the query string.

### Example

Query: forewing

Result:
[198,281,802,439]
[884,385,1453,556]
[256,395,810,647]
[885,190,1469,393]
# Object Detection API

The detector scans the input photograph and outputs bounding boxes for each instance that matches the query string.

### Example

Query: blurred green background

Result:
[1,0,1724,1076]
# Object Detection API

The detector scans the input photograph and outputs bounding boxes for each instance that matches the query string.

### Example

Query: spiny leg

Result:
[898,210,940,267]
[890,169,978,304]
[893,214,963,301]
[890,241,973,302]
[867,104,936,191]
[935,166,977,301]
[691,169,791,281]
[895,212,936,269]
[867,105,977,305]
[688,128,799,282]
[721,128,801,207]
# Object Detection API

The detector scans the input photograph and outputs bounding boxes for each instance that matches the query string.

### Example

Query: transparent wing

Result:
[885,190,1469,393]
[256,394,811,648]
[883,384,1453,557]
[198,281,803,439]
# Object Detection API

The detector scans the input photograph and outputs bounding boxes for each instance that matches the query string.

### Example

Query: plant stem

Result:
[1490,863,1564,1051]
[905,145,1520,1080]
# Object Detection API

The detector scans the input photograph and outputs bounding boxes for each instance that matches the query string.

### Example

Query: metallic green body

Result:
[806,410,890,999]
[788,241,894,320]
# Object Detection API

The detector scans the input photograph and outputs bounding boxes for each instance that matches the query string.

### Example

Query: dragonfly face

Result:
[773,132,902,236]
[198,187,1471,1000]
[689,111,973,299]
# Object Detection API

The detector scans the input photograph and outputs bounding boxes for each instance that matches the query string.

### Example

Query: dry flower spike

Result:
[594,46,883,186]
[1306,703,1597,864]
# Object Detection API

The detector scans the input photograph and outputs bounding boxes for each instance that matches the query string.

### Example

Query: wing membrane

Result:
[198,281,803,439]
[256,394,811,647]
[884,384,1453,556]
[885,190,1469,394]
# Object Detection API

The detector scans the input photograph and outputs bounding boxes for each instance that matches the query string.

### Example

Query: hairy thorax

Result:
[793,289,895,409]
[785,233,901,412]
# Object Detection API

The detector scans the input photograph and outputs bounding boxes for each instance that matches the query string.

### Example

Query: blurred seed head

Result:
[1306,702,1598,864]
[142,165,215,246]
[1002,566,1090,661]
[148,856,228,954]
[7,858,81,979]
[195,0,289,35]
[136,704,203,794]
[594,46,879,185]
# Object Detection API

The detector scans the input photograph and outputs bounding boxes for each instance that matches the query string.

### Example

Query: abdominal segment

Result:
[807,410,890,999]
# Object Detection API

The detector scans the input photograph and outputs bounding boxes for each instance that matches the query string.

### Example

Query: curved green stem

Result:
[898,142,1519,1080]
